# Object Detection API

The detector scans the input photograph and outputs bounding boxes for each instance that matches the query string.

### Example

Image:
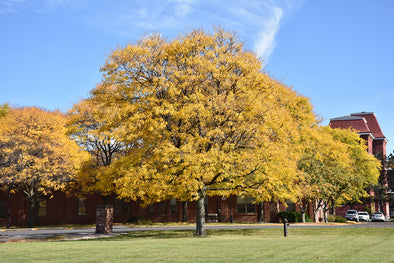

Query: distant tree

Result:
[86,28,316,235]
[67,91,130,201]
[369,152,389,213]
[0,107,89,227]
[330,128,381,215]
[0,103,9,117]
[387,151,394,169]
[297,127,381,223]
[297,126,352,222]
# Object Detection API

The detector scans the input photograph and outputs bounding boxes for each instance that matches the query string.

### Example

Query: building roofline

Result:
[358,132,375,139]
[374,137,388,143]
[330,116,365,121]
[350,112,375,116]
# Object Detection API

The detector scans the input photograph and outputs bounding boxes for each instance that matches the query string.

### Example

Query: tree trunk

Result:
[182,201,188,222]
[195,188,206,236]
[27,198,37,228]
[331,199,336,215]
[313,200,320,223]
[299,198,308,223]
[313,200,323,223]
[379,200,384,213]
[323,201,329,223]
[313,209,318,223]
[257,202,264,222]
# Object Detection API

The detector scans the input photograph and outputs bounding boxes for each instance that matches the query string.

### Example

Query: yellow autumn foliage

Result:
[0,107,89,197]
[85,28,318,206]
[297,125,381,209]
[67,89,127,196]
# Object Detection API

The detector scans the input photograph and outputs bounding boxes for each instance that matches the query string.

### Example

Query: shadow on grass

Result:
[91,230,195,241]
[89,228,282,242]
[86,226,394,242]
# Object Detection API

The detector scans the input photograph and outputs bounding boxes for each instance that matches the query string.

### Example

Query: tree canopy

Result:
[67,90,128,198]
[387,151,394,169]
[0,103,9,118]
[297,126,381,222]
[70,28,317,235]
[0,106,89,226]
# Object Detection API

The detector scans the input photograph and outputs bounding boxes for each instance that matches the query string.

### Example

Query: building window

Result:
[38,200,47,217]
[285,200,295,212]
[147,204,154,215]
[114,199,129,215]
[170,198,177,214]
[237,196,255,213]
[0,199,6,218]
[77,198,87,216]
[156,201,167,214]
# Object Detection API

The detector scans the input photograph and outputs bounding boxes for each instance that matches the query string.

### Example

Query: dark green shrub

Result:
[277,211,299,223]
[278,211,313,223]
[126,216,153,225]
[327,214,347,223]
[334,215,347,223]
[305,214,313,222]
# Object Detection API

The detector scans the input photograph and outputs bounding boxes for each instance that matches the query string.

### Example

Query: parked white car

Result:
[371,212,385,222]
[357,211,370,221]
[345,210,359,222]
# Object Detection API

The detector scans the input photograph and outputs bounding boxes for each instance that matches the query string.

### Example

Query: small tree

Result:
[67,91,130,201]
[330,128,381,209]
[387,151,394,169]
[0,103,9,118]
[369,153,389,213]
[0,107,89,227]
[297,126,380,223]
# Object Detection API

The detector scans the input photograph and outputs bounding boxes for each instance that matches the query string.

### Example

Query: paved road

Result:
[1,222,393,242]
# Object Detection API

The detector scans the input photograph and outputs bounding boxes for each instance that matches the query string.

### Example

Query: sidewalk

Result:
[0,226,122,243]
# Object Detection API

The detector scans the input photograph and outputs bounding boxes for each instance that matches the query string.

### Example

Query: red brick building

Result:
[3,111,387,227]
[329,112,390,218]
[0,189,298,227]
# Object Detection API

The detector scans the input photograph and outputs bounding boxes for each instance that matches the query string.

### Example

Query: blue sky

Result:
[1,0,393,154]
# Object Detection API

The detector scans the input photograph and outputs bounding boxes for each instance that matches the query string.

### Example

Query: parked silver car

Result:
[345,210,359,222]
[371,212,385,222]
[357,211,370,221]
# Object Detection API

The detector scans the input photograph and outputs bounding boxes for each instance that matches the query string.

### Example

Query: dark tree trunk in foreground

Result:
[27,199,37,228]
[257,202,264,222]
[195,188,206,236]
[182,201,188,222]
[331,199,336,215]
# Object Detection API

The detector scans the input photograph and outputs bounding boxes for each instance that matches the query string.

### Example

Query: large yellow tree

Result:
[79,28,316,235]
[0,107,89,227]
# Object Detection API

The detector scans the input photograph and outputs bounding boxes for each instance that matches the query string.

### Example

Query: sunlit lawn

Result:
[0,227,393,263]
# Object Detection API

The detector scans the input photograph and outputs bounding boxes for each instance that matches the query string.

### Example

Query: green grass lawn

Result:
[0,228,393,263]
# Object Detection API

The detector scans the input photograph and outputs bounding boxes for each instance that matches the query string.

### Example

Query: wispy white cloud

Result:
[254,6,283,61]
[171,0,194,17]
[212,0,297,63]
[0,0,25,14]
[89,0,197,37]
[2,0,298,62]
